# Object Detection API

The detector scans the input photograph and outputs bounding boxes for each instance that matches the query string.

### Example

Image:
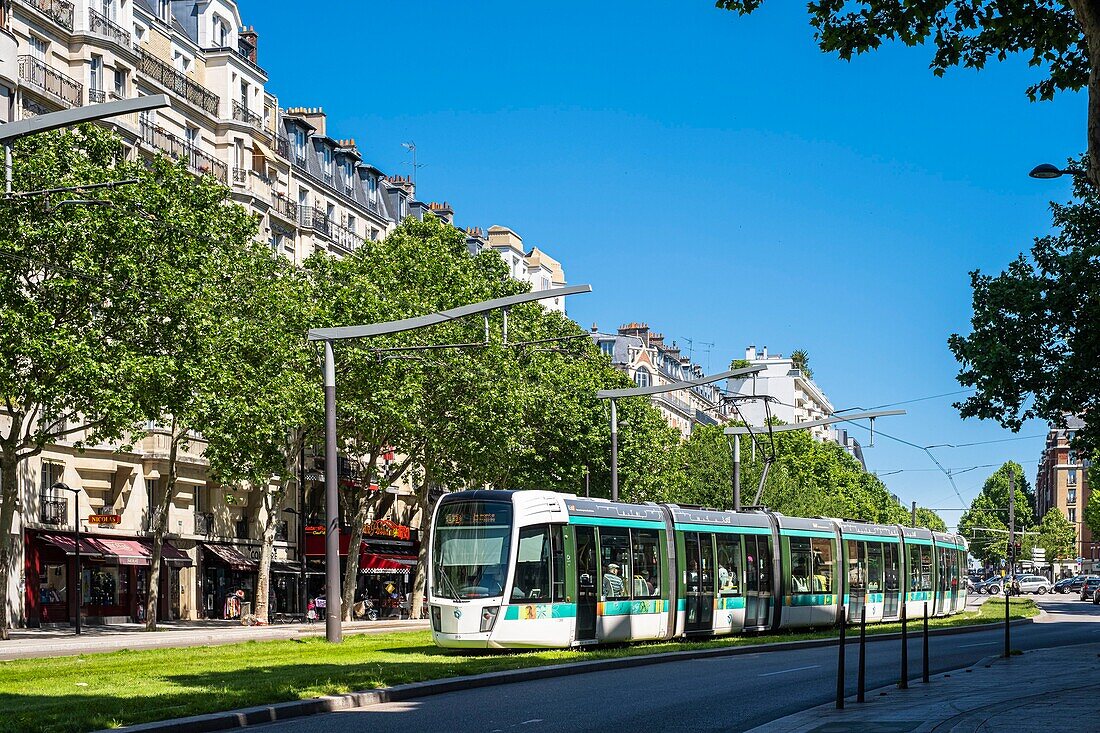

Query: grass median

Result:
[2,597,1037,733]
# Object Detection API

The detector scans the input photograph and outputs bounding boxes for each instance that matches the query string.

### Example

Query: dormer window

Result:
[343,159,354,181]
[321,146,333,182]
[292,127,306,164]
[213,16,231,47]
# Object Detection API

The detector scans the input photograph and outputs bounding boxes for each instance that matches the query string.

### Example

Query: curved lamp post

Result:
[51,482,81,635]
[1028,163,1078,180]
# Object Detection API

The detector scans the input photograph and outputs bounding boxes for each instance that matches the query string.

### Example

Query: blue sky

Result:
[244,1,1082,529]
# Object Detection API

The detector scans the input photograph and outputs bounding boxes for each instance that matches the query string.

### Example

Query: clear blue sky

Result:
[244,1,1082,529]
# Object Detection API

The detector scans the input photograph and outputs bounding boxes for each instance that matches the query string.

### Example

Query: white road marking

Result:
[958,642,998,648]
[758,664,820,677]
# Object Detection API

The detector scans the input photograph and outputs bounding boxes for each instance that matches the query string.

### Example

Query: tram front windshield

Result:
[433,500,512,600]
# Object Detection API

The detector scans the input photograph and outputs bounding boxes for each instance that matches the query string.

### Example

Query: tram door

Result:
[684,532,714,633]
[574,526,597,642]
[883,543,900,618]
[745,534,772,629]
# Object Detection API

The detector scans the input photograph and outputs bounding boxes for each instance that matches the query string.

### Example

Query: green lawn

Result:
[1,597,1037,733]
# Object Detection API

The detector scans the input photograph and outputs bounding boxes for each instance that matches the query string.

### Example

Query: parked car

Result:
[1079,576,1100,601]
[1015,575,1051,594]
[1064,575,1090,595]
[982,576,1012,595]
[1053,576,1079,594]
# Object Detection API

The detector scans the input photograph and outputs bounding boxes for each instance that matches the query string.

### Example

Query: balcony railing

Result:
[19,56,83,108]
[300,206,331,237]
[88,8,131,49]
[232,100,261,129]
[330,220,364,252]
[88,88,105,103]
[232,167,247,184]
[137,48,219,116]
[195,512,214,536]
[140,118,228,184]
[17,0,74,31]
[271,192,297,222]
[40,497,68,525]
[274,136,290,159]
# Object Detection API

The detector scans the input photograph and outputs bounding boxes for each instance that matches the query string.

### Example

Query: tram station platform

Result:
[749,639,1100,732]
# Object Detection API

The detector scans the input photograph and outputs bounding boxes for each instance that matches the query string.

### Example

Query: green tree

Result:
[790,349,813,380]
[1038,508,1077,563]
[1085,465,1100,538]
[950,173,1100,455]
[0,125,253,638]
[958,462,1034,565]
[715,2,1100,187]
[913,507,948,532]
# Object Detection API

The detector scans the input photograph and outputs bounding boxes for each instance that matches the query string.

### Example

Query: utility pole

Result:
[1008,470,1016,575]
[912,501,917,527]
[731,434,741,511]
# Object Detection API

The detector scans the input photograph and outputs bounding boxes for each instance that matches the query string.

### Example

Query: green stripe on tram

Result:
[568,516,665,529]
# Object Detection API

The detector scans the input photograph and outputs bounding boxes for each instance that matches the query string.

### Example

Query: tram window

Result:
[908,545,932,592]
[630,529,661,598]
[867,542,884,593]
[810,538,833,593]
[884,544,900,592]
[599,527,631,599]
[551,525,565,602]
[789,537,813,594]
[717,534,742,596]
[512,525,551,602]
[847,541,866,592]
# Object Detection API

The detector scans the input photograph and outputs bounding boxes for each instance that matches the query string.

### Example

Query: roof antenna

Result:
[401,141,425,190]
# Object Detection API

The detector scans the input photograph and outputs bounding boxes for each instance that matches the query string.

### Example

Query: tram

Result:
[428,490,968,649]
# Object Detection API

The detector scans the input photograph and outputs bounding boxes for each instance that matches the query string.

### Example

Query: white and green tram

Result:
[428,490,968,649]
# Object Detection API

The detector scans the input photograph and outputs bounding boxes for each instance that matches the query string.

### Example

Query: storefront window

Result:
[85,567,120,606]
[40,564,66,605]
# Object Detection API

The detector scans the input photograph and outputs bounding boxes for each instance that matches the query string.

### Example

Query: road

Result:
[251,595,1100,733]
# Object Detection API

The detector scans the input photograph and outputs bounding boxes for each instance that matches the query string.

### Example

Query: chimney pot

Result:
[745,345,755,361]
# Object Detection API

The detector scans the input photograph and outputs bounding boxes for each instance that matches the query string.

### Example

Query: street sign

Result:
[1031,548,1046,562]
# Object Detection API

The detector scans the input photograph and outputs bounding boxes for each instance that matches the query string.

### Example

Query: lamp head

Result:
[1029,163,1066,180]
[51,481,74,494]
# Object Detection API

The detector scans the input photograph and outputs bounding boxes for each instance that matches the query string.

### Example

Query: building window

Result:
[321,146,333,182]
[599,340,614,357]
[185,124,198,148]
[134,23,147,42]
[90,55,103,94]
[101,0,116,22]
[1068,488,1077,505]
[213,15,231,47]
[292,127,306,163]
[112,67,127,99]
[1068,468,1077,486]
[173,51,192,72]
[1069,508,1077,524]
[30,36,46,62]
[346,214,356,235]
[634,367,651,388]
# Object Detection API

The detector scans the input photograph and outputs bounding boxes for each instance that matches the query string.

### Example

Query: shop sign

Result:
[88,514,121,525]
[305,525,327,536]
[384,582,395,594]
[364,519,410,541]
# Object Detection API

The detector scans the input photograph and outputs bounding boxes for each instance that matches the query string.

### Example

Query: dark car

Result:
[1054,576,1081,594]
[1067,575,1091,595]
[1079,576,1100,601]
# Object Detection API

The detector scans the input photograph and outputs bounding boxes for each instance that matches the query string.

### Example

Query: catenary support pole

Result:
[610,398,619,502]
[923,601,929,683]
[912,501,917,527]
[899,602,908,689]
[857,605,866,702]
[73,499,81,636]
[323,340,343,643]
[836,608,846,709]
[732,434,741,511]
[298,443,308,617]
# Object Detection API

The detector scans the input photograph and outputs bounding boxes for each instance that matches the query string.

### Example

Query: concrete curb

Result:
[102,616,1036,733]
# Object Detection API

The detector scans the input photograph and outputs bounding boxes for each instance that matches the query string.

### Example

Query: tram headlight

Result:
[480,606,500,633]
[431,605,441,632]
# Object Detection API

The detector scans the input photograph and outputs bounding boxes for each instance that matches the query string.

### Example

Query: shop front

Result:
[24,530,192,627]
[304,519,419,618]
[200,543,258,620]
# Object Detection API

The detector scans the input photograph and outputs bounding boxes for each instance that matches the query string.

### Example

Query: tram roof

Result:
[564,497,665,524]
[668,505,772,529]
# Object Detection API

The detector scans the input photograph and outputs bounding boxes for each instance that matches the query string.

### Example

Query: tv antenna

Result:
[682,336,716,371]
[401,141,426,190]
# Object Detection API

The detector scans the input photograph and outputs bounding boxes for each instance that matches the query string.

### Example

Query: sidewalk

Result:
[748,640,1100,732]
[0,618,429,661]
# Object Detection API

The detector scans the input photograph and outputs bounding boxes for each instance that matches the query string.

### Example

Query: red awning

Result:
[360,553,417,575]
[39,533,104,559]
[38,534,192,567]
[203,544,258,571]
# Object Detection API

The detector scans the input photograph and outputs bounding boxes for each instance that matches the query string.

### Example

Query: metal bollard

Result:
[836,607,847,709]
[899,601,908,689]
[922,601,929,683]
[857,605,867,702]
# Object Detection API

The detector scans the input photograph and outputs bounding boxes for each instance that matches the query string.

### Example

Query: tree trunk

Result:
[409,471,434,621]
[1071,0,1100,187]
[0,445,22,640]
[340,482,370,621]
[145,418,182,631]
[253,432,304,623]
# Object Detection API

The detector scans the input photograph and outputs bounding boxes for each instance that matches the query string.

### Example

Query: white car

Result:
[1015,575,1051,594]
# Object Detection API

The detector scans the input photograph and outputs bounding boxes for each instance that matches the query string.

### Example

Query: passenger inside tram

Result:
[792,561,810,593]
[602,562,626,598]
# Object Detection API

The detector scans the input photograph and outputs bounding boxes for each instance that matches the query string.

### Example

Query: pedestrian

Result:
[306,599,316,624]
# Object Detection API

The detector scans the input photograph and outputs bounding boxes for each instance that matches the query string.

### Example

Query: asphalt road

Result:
[252,595,1100,733]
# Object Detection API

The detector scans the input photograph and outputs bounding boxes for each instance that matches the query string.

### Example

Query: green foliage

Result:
[958,461,1035,564]
[790,349,813,379]
[1038,508,1077,562]
[729,358,752,370]
[913,507,948,532]
[950,165,1100,454]
[1085,465,1100,538]
[715,1,1084,104]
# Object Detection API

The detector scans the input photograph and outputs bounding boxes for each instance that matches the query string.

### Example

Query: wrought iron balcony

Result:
[40,497,68,526]
[232,167,247,184]
[330,220,364,252]
[232,100,261,129]
[88,88,106,104]
[137,48,219,116]
[88,8,131,49]
[17,0,74,31]
[300,206,331,237]
[195,511,214,536]
[139,117,228,184]
[19,56,83,108]
[274,135,290,159]
[271,192,297,222]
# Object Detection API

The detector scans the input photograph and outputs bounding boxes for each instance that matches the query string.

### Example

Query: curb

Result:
[102,616,1036,733]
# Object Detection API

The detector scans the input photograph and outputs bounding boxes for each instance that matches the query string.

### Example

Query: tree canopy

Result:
[958,461,1034,565]
[715,1,1100,186]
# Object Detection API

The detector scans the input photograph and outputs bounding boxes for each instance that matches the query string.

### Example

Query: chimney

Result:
[762,346,769,359]
[591,323,598,333]
[239,26,258,64]
[298,107,325,136]
[745,345,755,361]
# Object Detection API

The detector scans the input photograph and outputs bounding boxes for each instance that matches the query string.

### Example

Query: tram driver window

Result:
[599,528,631,599]
[512,525,551,602]
[630,529,661,598]
[717,535,741,596]
[789,537,813,594]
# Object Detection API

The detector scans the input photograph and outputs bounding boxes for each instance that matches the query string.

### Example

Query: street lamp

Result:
[1028,163,1077,180]
[52,482,81,635]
